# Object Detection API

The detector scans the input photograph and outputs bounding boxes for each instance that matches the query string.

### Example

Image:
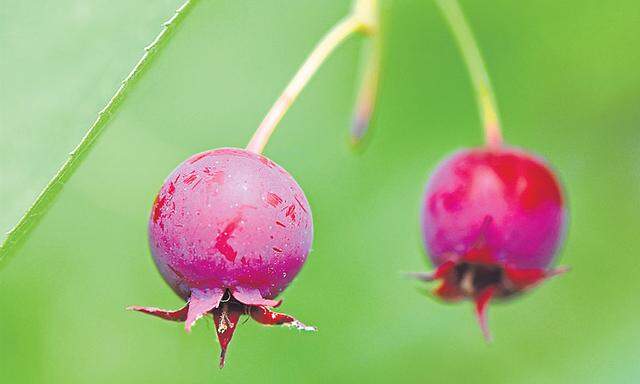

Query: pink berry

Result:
[412,147,568,340]
[129,148,315,367]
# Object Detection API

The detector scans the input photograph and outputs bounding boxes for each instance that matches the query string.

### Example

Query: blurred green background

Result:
[1,0,639,382]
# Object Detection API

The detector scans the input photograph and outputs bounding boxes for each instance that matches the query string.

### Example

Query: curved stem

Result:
[246,0,377,154]
[435,0,502,148]
[351,0,381,146]
[0,0,199,267]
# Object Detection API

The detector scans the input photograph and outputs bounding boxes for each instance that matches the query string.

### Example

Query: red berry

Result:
[412,147,568,340]
[130,148,315,367]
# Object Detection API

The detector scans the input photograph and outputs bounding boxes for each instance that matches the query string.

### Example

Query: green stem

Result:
[350,0,381,146]
[0,0,199,268]
[245,0,378,154]
[435,0,503,148]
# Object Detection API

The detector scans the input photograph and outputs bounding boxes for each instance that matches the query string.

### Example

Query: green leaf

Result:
[0,0,200,267]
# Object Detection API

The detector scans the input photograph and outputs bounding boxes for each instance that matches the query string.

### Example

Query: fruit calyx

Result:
[410,243,567,342]
[129,288,315,368]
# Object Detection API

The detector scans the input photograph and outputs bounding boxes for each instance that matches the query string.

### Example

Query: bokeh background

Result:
[1,0,639,382]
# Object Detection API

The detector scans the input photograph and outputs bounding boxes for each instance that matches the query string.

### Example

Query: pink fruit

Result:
[412,147,568,340]
[129,148,315,367]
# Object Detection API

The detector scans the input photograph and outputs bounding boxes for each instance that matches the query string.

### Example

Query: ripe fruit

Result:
[413,147,567,340]
[129,148,314,367]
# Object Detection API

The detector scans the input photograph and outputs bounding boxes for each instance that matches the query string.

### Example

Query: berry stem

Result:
[350,10,381,147]
[351,0,381,146]
[434,0,503,148]
[246,0,378,154]
[0,0,199,267]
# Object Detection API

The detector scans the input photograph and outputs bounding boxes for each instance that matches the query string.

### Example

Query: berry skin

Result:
[412,147,568,340]
[129,148,315,367]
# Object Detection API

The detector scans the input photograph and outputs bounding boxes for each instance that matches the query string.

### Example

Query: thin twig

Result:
[0,0,200,267]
